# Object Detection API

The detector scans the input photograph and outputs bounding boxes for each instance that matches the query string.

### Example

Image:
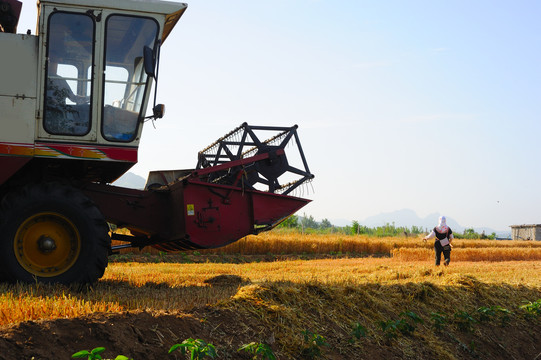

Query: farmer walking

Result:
[424,216,454,266]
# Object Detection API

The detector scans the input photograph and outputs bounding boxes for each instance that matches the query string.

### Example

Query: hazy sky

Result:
[18,1,541,231]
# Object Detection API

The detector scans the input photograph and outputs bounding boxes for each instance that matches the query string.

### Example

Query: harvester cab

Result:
[0,0,314,284]
[1,0,186,182]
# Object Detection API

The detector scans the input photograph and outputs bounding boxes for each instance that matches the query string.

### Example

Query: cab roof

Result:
[38,0,187,41]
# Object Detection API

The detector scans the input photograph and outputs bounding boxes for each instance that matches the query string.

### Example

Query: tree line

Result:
[278,214,496,239]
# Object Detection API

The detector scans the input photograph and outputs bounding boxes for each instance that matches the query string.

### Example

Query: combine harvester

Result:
[0,0,313,284]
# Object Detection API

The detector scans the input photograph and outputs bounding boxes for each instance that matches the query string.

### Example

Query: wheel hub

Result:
[38,236,57,253]
[14,212,81,277]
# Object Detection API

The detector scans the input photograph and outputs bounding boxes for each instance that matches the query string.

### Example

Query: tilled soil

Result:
[0,308,540,360]
[0,309,269,360]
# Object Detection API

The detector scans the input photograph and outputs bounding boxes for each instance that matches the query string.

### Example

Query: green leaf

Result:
[205,343,217,358]
[114,356,131,360]
[91,347,106,355]
[351,322,367,340]
[72,350,91,359]
[258,344,276,360]
[169,344,183,354]
[401,311,424,324]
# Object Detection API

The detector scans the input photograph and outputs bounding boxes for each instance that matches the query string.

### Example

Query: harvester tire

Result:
[0,183,110,284]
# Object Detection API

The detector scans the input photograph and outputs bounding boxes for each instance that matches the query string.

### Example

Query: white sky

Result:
[18,0,541,231]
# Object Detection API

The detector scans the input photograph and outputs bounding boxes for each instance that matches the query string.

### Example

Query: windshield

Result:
[102,15,158,142]
[44,12,94,136]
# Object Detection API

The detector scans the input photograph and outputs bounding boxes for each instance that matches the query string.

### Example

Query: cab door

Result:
[36,6,101,142]
[99,13,159,144]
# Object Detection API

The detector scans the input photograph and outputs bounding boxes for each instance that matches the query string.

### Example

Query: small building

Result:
[510,224,541,241]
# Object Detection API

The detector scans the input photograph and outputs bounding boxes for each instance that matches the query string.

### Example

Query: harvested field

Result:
[115,233,541,256]
[0,234,540,359]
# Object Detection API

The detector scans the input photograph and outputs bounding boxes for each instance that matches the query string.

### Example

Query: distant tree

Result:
[351,220,360,235]
[320,218,332,229]
[464,228,476,236]
[280,214,299,228]
[460,228,481,239]
[301,213,319,229]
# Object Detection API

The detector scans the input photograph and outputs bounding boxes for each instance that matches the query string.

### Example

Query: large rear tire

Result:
[0,183,110,284]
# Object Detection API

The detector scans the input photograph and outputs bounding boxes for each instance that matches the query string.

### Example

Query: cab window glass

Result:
[44,12,94,136]
[104,66,129,107]
[57,64,78,104]
[102,15,158,142]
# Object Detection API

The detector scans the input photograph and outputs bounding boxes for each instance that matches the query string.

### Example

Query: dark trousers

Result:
[434,241,451,266]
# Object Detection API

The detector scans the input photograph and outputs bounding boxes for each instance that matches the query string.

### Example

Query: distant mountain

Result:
[112,172,146,189]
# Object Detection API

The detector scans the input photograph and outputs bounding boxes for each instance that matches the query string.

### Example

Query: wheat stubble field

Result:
[0,233,540,359]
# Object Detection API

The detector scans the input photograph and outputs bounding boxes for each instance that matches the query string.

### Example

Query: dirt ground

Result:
[0,309,268,360]
[0,308,540,360]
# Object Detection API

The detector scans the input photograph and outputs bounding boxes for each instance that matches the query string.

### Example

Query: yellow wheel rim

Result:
[14,212,81,277]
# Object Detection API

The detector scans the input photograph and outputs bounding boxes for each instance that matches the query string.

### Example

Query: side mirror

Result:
[143,45,155,78]
[152,104,165,119]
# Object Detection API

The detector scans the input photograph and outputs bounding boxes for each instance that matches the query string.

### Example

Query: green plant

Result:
[476,306,496,322]
[238,342,276,360]
[72,347,106,360]
[494,306,512,326]
[300,329,329,359]
[454,311,477,332]
[169,338,217,360]
[72,347,130,360]
[379,319,400,339]
[520,299,541,317]
[382,318,414,337]
[380,311,423,338]
[430,312,448,330]
[401,311,424,325]
[350,321,367,342]
[477,305,512,326]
